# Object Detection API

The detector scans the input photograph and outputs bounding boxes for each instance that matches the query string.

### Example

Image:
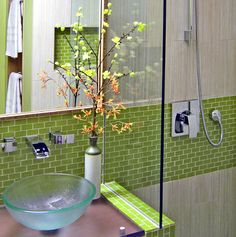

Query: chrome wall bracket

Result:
[184,0,195,44]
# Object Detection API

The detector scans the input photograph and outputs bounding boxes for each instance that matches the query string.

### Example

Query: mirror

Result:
[0,0,100,116]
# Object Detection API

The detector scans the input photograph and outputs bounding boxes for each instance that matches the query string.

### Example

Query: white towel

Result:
[6,72,22,114]
[6,0,23,58]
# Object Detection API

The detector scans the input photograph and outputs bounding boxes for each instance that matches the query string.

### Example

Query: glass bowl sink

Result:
[2,173,96,230]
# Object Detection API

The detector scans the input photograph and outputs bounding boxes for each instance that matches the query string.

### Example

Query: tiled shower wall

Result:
[105,96,236,189]
[165,0,236,103]
[134,167,236,237]
[0,96,235,204]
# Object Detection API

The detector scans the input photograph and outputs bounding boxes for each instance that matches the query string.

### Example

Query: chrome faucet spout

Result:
[25,135,50,159]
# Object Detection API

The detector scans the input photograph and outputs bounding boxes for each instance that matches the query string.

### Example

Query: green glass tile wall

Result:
[54,27,99,65]
[105,96,236,189]
[0,112,92,205]
[147,226,175,237]
[0,96,235,204]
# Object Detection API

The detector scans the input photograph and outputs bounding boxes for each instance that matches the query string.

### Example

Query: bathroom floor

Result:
[0,198,144,237]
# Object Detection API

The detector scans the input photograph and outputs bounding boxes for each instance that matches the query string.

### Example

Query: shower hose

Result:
[194,0,224,147]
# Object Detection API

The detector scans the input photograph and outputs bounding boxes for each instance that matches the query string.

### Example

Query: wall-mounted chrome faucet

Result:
[25,135,49,159]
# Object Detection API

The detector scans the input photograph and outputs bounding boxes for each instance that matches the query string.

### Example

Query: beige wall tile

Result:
[166,0,236,102]
[134,167,236,237]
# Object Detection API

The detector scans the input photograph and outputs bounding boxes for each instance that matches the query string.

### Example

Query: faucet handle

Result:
[181,110,191,124]
[2,137,17,153]
[49,132,75,144]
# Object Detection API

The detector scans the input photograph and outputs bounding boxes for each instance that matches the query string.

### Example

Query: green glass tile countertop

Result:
[101,181,175,234]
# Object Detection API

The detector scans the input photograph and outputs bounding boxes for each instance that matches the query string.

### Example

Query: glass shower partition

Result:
[103,0,166,230]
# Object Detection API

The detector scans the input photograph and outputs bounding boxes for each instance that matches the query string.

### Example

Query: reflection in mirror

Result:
[1,0,100,116]
[31,0,99,111]
[107,0,163,106]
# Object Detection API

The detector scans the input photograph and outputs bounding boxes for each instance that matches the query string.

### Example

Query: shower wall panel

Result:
[134,167,236,237]
[165,0,236,103]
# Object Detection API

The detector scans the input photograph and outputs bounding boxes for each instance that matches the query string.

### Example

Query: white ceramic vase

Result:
[84,135,101,199]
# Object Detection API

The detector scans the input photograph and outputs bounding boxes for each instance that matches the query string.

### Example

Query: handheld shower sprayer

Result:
[190,0,224,147]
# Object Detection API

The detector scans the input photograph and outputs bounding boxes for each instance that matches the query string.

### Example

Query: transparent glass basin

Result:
[2,173,96,230]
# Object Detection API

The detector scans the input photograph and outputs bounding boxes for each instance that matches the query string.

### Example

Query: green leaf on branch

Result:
[66,71,72,76]
[79,40,85,46]
[130,72,136,78]
[114,72,123,78]
[112,37,120,44]
[82,52,90,60]
[103,71,110,79]
[78,25,84,32]
[82,46,87,51]
[103,9,112,15]
[133,21,146,32]
[76,7,83,17]
[79,66,85,72]
[137,22,146,32]
[74,51,79,58]
[85,69,96,78]
[61,63,72,70]
[103,21,110,28]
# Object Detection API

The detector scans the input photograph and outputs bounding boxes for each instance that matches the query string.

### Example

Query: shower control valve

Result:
[175,110,191,133]
[172,100,199,138]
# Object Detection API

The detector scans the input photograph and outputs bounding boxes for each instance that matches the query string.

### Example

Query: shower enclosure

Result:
[135,0,236,237]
